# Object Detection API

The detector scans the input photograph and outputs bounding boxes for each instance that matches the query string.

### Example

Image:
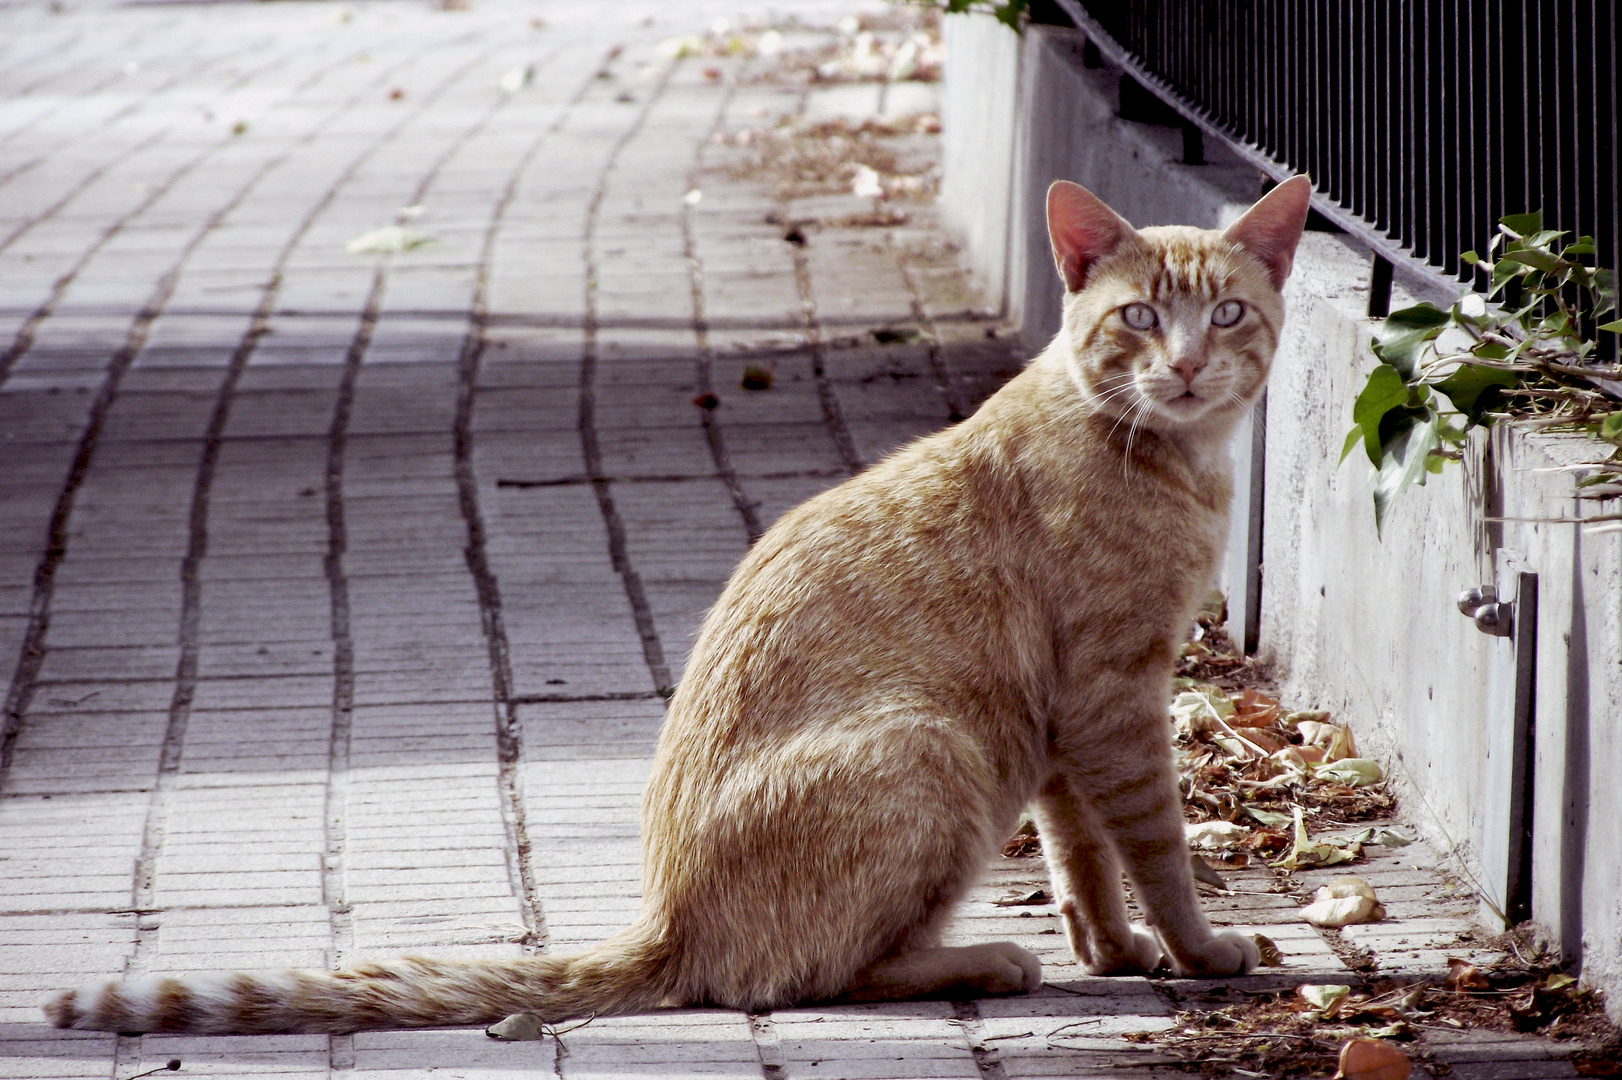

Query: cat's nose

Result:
[1171,354,1206,387]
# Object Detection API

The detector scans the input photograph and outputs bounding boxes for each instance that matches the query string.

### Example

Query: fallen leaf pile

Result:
[716,115,940,202]
[1005,616,1409,895]
[1168,616,1402,875]
[1134,961,1620,1077]
[748,9,945,85]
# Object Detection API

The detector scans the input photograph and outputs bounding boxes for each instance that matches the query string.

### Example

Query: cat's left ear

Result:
[1223,175,1314,289]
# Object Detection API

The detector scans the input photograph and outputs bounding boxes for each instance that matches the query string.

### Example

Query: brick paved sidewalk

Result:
[0,2,1592,1078]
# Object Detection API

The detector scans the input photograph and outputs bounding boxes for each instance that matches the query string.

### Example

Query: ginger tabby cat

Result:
[48,175,1313,1034]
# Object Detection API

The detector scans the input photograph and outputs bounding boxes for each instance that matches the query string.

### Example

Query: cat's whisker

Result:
[1083,374,1142,416]
[1121,397,1154,482]
[1096,381,1148,441]
[1089,384,1141,418]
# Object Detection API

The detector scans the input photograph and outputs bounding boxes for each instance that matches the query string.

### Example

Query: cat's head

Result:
[1045,176,1312,439]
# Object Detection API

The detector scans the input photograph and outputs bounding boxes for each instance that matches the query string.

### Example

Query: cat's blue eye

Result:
[1211,300,1245,327]
[1121,303,1157,330]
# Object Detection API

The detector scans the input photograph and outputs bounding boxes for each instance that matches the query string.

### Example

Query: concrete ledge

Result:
[941,14,1622,1018]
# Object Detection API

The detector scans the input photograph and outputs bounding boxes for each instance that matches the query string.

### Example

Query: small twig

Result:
[544,1013,598,1038]
[1162,1031,1335,1049]
[127,1062,181,1080]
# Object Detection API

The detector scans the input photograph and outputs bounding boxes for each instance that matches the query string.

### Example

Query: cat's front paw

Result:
[1167,930,1259,978]
[1061,901,1163,975]
[1083,926,1164,976]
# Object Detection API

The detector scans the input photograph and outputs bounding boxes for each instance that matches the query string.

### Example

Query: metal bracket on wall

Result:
[1367,255,1394,319]
[1465,571,1538,929]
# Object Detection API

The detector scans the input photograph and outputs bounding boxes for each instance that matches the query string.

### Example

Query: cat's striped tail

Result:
[43,926,676,1035]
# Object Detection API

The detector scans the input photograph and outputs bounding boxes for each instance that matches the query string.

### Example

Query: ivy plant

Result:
[1342,212,1622,536]
[898,0,1031,31]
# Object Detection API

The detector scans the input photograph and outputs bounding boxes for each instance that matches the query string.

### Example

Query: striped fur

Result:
[47,927,674,1034]
[45,178,1311,1035]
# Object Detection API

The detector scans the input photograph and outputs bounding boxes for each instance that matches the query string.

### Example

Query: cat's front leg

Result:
[1058,719,1258,979]
[1030,772,1162,974]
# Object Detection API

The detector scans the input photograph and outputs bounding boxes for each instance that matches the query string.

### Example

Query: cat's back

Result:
[659,358,1227,739]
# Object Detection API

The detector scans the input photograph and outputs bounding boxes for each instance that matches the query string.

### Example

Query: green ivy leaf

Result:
[1598,319,1622,334]
[1372,305,1451,379]
[1351,364,1410,465]
[1601,413,1622,442]
[1498,248,1566,276]
[1373,416,1440,537]
[1522,229,1568,249]
[1377,403,1431,454]
[1491,259,1527,295]
[1499,211,1543,236]
[1434,363,1522,424]
[1436,419,1468,446]
[1591,269,1616,315]
[1339,425,1365,465]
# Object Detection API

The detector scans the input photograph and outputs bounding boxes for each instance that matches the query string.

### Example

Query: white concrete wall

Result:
[940,12,1020,315]
[1264,235,1622,1007]
[940,14,1622,1016]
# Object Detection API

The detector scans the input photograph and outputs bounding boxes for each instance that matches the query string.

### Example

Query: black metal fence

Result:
[1043,0,1617,310]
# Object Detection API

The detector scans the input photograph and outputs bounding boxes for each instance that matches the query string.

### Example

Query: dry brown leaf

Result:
[1301,875,1385,927]
[1325,723,1359,762]
[486,1013,546,1040]
[1190,853,1229,890]
[1299,983,1352,1016]
[1241,727,1288,754]
[1231,687,1280,727]
[1333,1036,1411,1080]
[1445,956,1491,993]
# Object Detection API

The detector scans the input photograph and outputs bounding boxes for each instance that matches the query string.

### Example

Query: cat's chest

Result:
[1027,468,1228,627]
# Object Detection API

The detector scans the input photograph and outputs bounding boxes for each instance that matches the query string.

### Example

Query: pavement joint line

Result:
[0,31,483,795]
[893,234,969,423]
[683,58,766,545]
[508,690,667,706]
[0,23,252,199]
[952,999,1011,1080]
[579,59,683,698]
[495,468,851,489]
[485,309,1000,332]
[0,904,323,917]
[127,40,517,997]
[127,27,519,908]
[0,37,293,370]
[324,33,573,975]
[780,87,863,477]
[453,41,626,959]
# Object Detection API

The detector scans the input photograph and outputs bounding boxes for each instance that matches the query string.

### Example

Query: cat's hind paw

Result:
[1166,930,1259,978]
[968,942,1043,996]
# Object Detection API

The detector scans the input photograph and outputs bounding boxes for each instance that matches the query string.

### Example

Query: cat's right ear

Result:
[1046,181,1136,294]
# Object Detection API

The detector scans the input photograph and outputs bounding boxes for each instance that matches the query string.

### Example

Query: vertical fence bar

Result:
[1064,0,1613,313]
